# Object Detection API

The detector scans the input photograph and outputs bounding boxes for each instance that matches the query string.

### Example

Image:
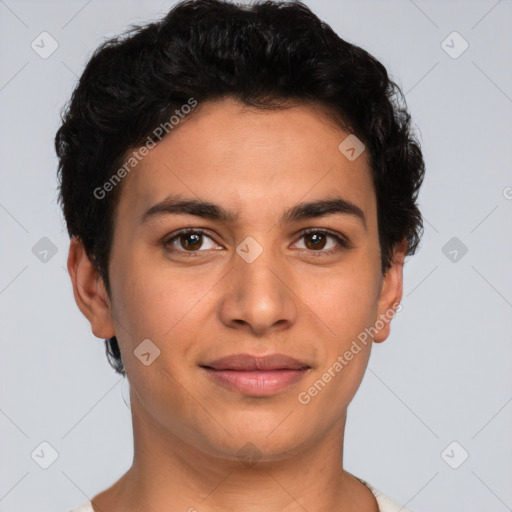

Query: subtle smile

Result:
[201,353,311,397]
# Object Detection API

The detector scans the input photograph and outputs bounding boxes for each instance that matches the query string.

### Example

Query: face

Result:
[71,97,404,463]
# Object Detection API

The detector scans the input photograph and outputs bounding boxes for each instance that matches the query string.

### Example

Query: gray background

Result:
[1,0,511,511]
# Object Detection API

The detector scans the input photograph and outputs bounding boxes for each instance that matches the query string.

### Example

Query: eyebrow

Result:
[141,194,366,229]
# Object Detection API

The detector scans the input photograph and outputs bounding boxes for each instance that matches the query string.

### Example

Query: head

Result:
[56,0,424,461]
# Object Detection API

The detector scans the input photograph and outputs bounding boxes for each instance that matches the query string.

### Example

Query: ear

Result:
[373,239,407,343]
[67,236,115,339]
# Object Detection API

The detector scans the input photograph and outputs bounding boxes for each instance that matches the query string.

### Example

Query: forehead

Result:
[115,98,376,229]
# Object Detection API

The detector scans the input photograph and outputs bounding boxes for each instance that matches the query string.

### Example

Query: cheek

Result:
[295,258,381,394]
[294,267,379,411]
[110,248,209,336]
[108,249,226,390]
[300,259,381,339]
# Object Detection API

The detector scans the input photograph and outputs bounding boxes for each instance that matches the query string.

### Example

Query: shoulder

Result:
[358,478,413,512]
[68,500,94,512]
[68,485,412,512]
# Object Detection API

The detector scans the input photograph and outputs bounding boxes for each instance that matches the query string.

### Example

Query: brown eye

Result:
[179,232,203,250]
[294,229,351,254]
[164,229,220,254]
[304,232,328,250]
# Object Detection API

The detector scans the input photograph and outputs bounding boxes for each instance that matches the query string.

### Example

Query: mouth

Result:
[200,353,311,397]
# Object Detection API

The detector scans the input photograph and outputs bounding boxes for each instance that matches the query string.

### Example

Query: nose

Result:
[218,243,298,337]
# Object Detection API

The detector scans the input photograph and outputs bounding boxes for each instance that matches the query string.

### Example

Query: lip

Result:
[201,353,311,397]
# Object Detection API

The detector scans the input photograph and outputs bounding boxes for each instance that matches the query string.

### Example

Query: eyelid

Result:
[163,227,352,255]
[163,228,221,252]
[298,227,352,249]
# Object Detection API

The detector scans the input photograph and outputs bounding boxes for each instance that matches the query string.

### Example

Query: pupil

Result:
[179,233,328,251]
[307,233,325,250]
[183,233,201,250]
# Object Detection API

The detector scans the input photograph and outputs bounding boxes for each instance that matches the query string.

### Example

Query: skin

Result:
[68,97,406,512]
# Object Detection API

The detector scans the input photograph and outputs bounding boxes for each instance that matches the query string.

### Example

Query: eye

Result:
[163,228,351,257]
[293,229,351,255]
[164,229,221,255]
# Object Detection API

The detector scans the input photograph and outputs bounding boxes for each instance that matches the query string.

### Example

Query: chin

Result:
[194,413,317,465]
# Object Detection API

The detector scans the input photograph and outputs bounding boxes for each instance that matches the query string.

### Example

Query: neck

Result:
[92,395,378,512]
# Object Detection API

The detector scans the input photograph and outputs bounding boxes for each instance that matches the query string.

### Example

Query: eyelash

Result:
[163,228,351,257]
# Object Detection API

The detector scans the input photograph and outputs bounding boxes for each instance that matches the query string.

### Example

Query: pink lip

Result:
[201,354,310,397]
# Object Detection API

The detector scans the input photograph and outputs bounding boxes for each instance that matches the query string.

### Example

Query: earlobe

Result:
[67,236,116,339]
[373,239,407,343]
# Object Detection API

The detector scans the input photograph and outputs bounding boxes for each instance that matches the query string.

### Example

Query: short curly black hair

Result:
[55,0,425,377]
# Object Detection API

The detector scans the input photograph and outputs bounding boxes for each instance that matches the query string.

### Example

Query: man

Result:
[56,1,425,510]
